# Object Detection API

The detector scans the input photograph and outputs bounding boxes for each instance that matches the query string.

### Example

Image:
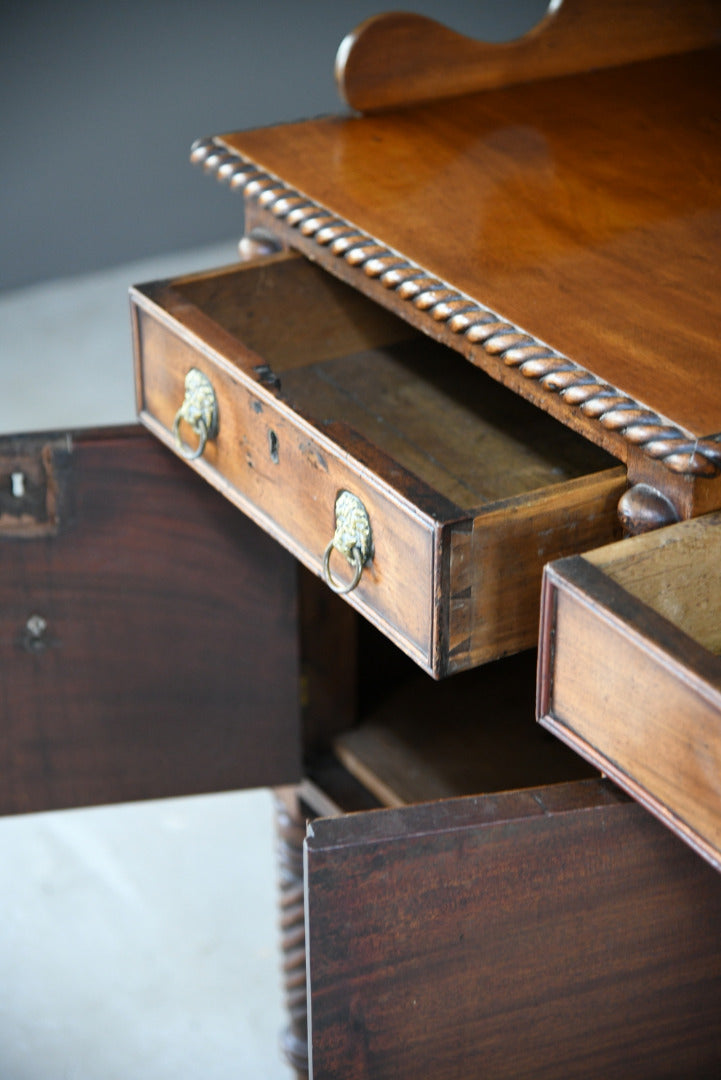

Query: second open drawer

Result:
[538,511,721,871]
[131,251,625,677]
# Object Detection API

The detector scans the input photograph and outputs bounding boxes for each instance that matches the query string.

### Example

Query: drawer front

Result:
[131,254,624,676]
[538,512,721,871]
[132,296,437,670]
[304,780,721,1079]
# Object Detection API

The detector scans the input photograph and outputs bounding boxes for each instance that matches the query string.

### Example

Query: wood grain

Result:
[132,256,621,675]
[281,337,611,510]
[210,48,721,477]
[617,481,681,536]
[275,787,310,1079]
[168,251,412,371]
[0,427,301,814]
[584,511,721,651]
[305,779,721,1079]
[132,275,440,670]
[334,650,593,807]
[538,523,721,869]
[297,566,358,751]
[444,467,625,672]
[336,0,721,111]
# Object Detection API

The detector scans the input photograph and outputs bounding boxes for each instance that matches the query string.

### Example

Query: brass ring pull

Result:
[322,491,373,596]
[323,542,364,595]
[173,369,219,461]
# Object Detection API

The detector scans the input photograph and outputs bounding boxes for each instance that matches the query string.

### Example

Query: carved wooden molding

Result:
[617,483,681,536]
[192,136,721,480]
[335,1,721,112]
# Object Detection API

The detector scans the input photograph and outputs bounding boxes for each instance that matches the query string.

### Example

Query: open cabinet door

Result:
[0,425,301,814]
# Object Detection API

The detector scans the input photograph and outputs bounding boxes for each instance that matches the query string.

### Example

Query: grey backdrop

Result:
[1,0,549,293]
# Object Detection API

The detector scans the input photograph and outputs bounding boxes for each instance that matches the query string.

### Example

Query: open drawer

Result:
[301,648,721,1080]
[131,252,624,677]
[538,511,721,871]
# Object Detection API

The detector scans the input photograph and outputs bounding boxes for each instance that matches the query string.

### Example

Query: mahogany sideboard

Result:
[4,2,721,1077]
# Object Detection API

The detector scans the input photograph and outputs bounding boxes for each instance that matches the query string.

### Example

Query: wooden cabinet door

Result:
[0,425,301,814]
[304,779,721,1080]
[538,511,721,871]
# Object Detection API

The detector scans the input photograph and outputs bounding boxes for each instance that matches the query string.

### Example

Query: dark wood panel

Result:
[306,780,721,1079]
[0,426,301,813]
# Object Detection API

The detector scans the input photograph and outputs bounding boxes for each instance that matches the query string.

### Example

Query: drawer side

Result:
[445,467,625,674]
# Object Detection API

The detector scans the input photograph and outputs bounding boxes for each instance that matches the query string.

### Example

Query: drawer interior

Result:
[539,513,721,870]
[172,255,613,508]
[584,513,721,654]
[136,253,624,677]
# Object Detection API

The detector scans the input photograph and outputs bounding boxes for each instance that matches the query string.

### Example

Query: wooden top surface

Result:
[218,48,721,441]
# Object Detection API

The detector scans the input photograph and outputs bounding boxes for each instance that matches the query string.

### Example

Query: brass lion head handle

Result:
[173,368,219,461]
[322,490,373,595]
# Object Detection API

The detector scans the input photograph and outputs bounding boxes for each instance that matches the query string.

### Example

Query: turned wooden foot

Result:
[275,787,309,1079]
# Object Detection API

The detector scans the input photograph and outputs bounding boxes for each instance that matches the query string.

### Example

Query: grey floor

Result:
[0,246,290,1079]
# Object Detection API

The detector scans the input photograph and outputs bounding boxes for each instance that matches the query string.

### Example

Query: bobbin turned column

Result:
[272,572,357,1077]
[275,787,309,1079]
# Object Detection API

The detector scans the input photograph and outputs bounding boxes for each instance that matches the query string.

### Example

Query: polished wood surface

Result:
[0,426,301,813]
[214,48,721,479]
[132,259,443,671]
[132,253,622,675]
[584,512,721,649]
[337,0,721,111]
[124,8,721,1074]
[306,779,721,1079]
[538,513,721,869]
[447,468,623,670]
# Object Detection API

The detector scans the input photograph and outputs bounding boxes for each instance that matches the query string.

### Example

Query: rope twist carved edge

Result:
[192,137,721,479]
